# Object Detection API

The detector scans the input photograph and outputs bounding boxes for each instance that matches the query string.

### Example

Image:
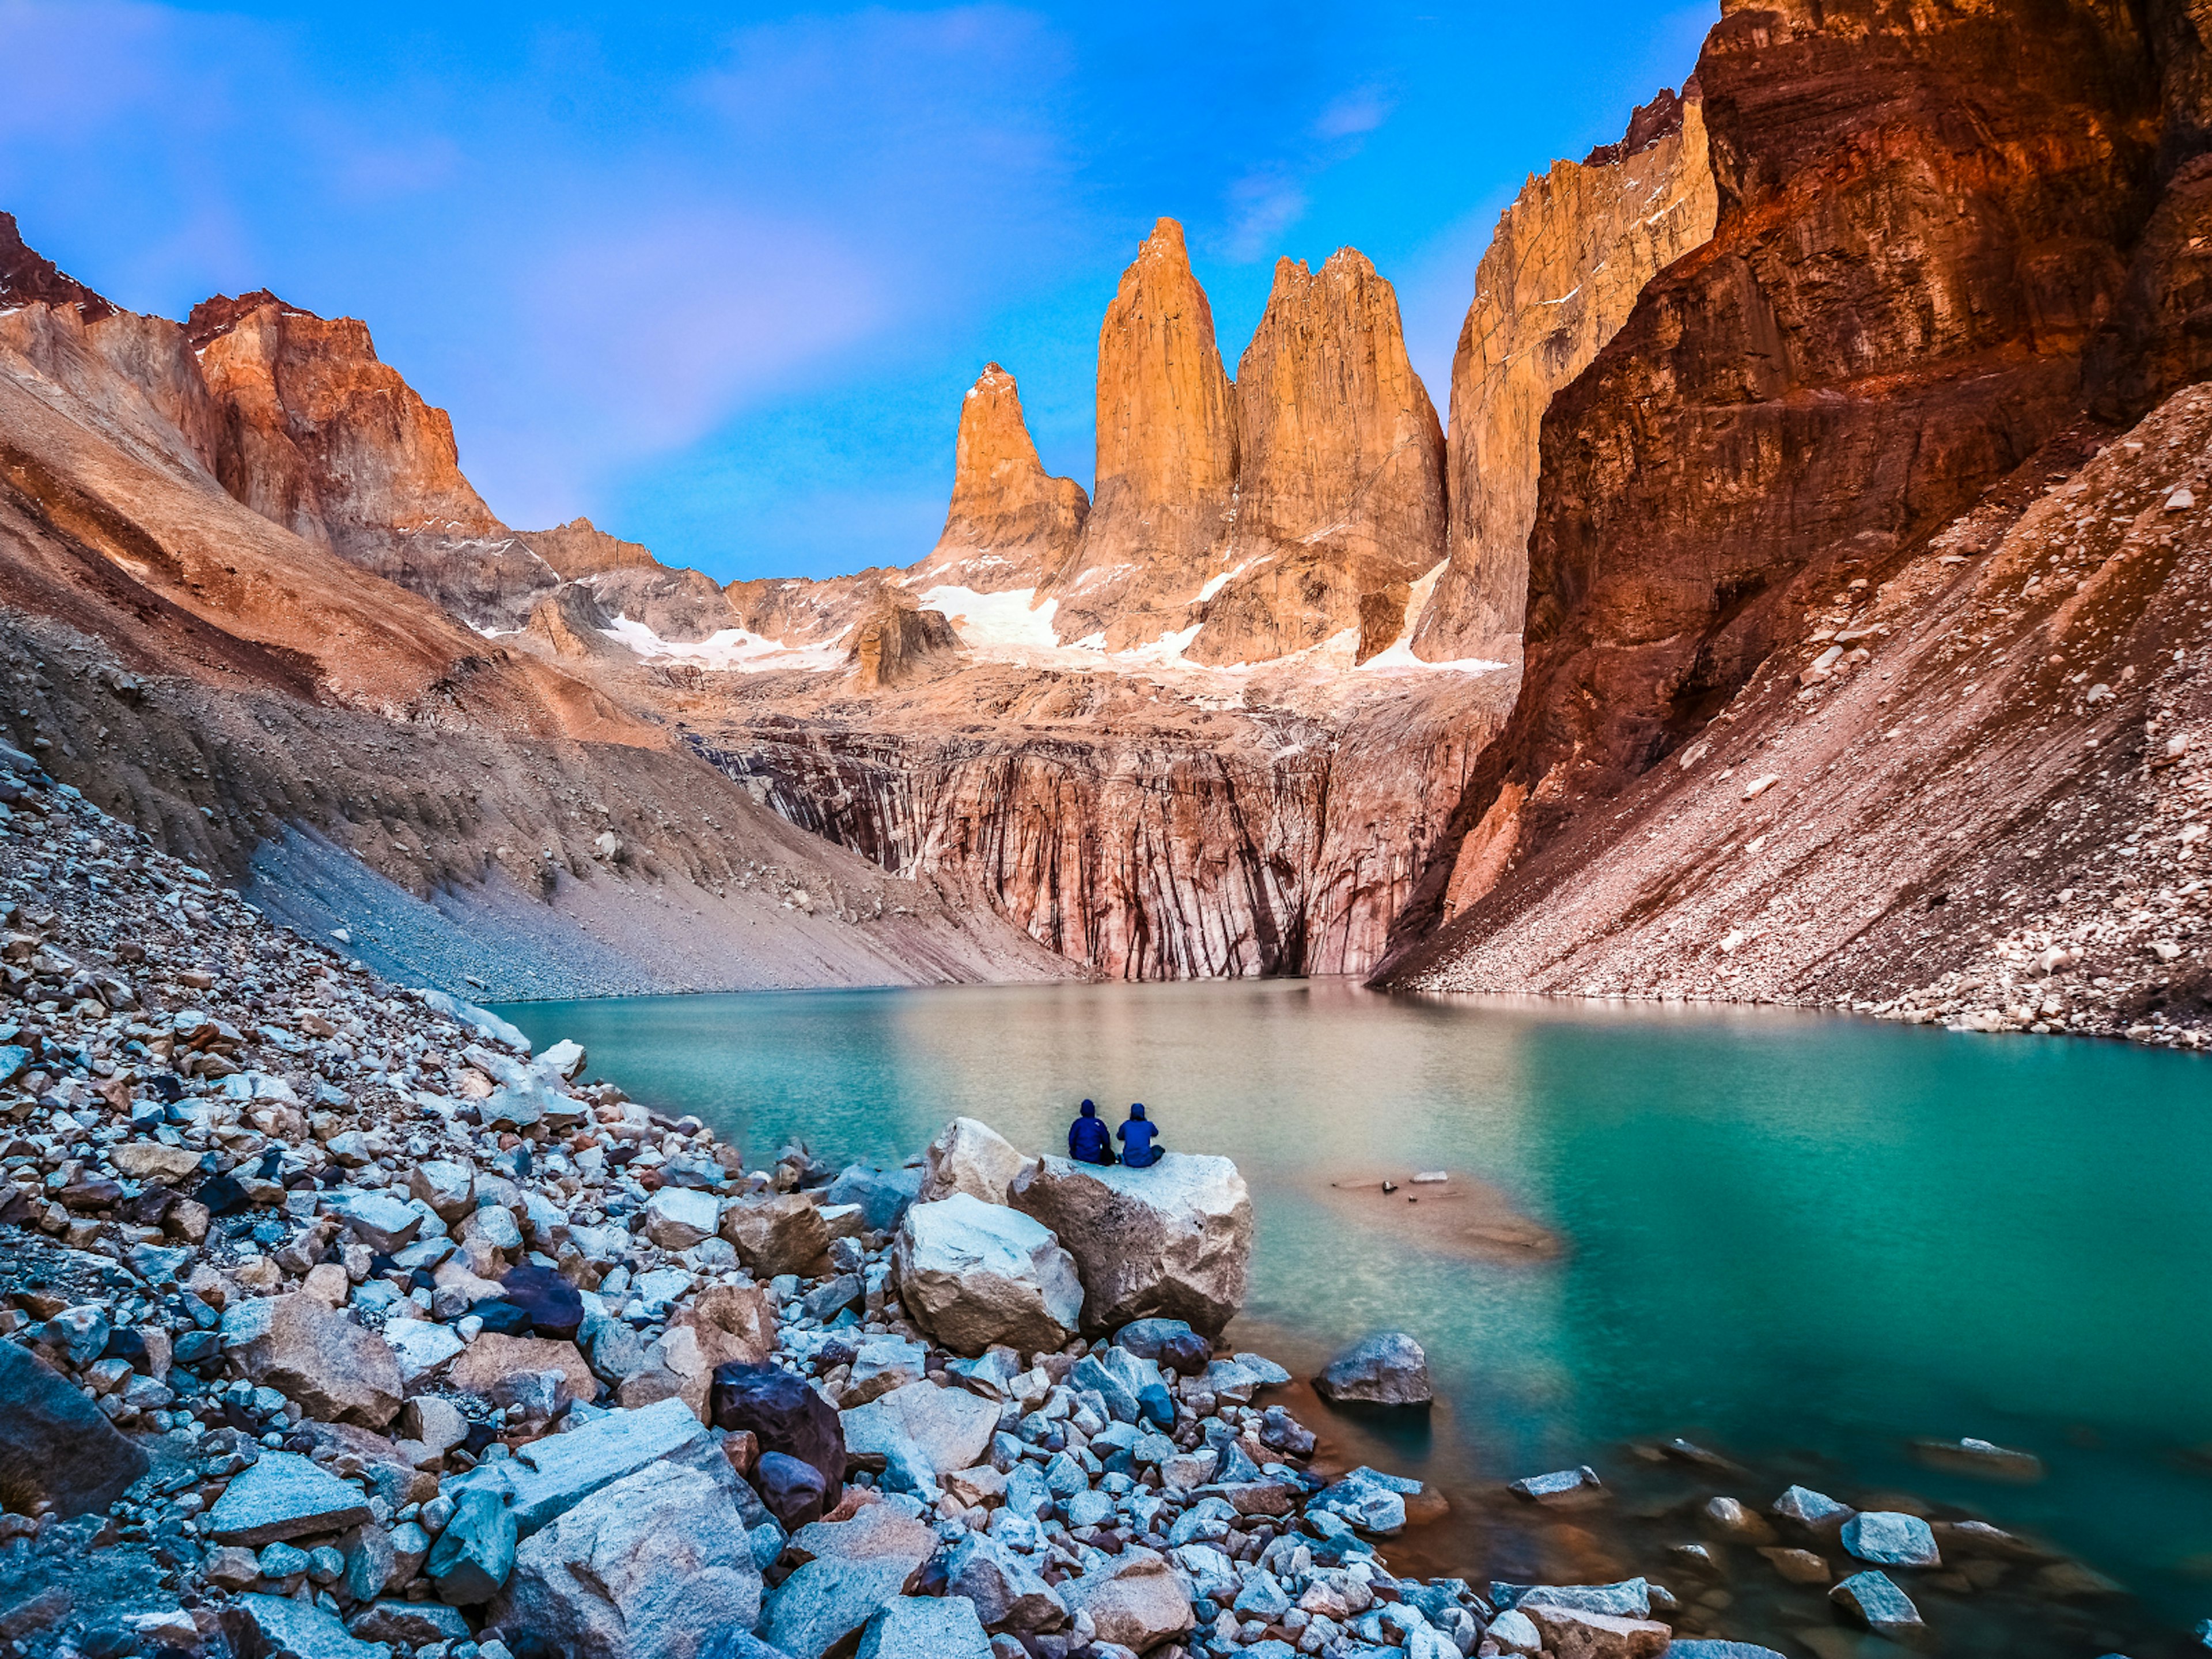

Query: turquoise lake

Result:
[497,978,2212,1654]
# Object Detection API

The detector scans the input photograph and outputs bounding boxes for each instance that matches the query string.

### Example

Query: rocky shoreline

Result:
[0,745,2189,1659]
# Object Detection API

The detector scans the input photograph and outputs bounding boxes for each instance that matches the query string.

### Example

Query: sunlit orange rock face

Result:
[1048,218,1240,650]
[1412,85,1716,666]
[908,362,1089,596]
[1383,0,2202,968]
[1185,249,1446,666]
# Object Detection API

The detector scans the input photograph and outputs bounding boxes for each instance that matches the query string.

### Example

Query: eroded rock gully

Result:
[680,669,1510,980]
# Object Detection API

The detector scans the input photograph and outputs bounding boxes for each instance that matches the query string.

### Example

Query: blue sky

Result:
[0,1,1715,581]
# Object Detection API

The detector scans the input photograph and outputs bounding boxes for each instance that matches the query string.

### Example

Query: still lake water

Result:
[498,979,2212,1650]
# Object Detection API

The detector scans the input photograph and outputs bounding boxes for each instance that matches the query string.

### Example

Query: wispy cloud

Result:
[1314,87,1392,139]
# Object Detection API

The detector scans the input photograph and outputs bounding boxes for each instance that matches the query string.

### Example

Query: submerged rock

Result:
[1830,1569,1926,1639]
[1313,1331,1432,1407]
[1842,1510,1942,1569]
[1009,1152,1251,1334]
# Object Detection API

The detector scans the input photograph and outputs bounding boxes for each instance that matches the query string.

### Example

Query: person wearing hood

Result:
[1118,1102,1162,1168]
[1068,1099,1115,1165]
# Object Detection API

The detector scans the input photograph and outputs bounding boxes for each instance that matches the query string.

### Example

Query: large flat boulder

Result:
[1010,1153,1251,1335]
[222,1293,404,1427]
[206,1451,374,1547]
[856,1595,992,1659]
[762,1556,916,1659]
[842,1381,999,1484]
[235,1592,392,1659]
[918,1118,1029,1205]
[894,1193,1082,1357]
[498,1397,736,1536]
[491,1463,760,1659]
[0,1338,149,1518]
[1058,1547,1194,1652]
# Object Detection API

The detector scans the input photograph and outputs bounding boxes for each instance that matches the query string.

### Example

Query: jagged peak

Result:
[185,289,328,349]
[1581,81,1700,170]
[0,210,116,321]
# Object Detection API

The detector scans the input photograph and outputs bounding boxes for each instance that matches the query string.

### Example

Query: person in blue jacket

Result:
[1068,1099,1115,1165]
[1118,1102,1162,1168]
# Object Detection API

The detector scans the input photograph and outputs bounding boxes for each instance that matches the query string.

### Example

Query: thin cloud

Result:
[1315,88,1392,139]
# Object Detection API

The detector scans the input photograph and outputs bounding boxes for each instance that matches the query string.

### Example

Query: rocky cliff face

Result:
[686,668,1509,978]
[1189,249,1446,666]
[0,231,1065,994]
[187,292,558,632]
[1048,219,1240,650]
[518,516,660,581]
[1383,0,2212,1014]
[1410,86,1716,664]
[907,362,1089,596]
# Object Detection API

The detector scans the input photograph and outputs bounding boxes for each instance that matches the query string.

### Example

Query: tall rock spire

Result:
[1188,248,1446,664]
[1047,217,1238,649]
[908,362,1089,596]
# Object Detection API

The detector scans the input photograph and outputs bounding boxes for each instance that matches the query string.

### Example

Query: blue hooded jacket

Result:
[1118,1103,1160,1168]
[1068,1099,1113,1164]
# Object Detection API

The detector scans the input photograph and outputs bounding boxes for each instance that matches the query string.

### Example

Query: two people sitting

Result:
[1067,1099,1162,1168]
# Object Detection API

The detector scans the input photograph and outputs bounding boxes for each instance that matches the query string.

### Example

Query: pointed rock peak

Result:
[912,357,1088,594]
[1582,82,1697,169]
[0,211,115,320]
[185,289,327,349]
[1145,217,1188,255]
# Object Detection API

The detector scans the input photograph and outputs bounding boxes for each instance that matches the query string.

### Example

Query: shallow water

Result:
[497,978,2212,1653]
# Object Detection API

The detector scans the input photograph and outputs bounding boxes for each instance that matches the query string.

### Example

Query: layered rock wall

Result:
[1411,86,1716,664]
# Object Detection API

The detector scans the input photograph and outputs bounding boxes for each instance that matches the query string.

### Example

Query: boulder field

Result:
[0,748,2157,1657]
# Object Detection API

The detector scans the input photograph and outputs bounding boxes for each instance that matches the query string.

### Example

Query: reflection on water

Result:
[499,978,2212,1649]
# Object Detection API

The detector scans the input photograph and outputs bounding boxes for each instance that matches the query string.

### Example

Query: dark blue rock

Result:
[497,1263,584,1342]
[753,1450,829,1531]
[0,1337,148,1517]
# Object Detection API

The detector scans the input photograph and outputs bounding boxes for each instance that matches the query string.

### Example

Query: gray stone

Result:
[644,1185,722,1251]
[1661,1645,1789,1659]
[409,1160,478,1221]
[1314,1332,1431,1408]
[1843,1510,1941,1568]
[845,1335,929,1406]
[501,1395,734,1536]
[1508,1465,1603,1504]
[762,1555,916,1659]
[855,1596,993,1659]
[895,1194,1084,1357]
[426,1483,518,1604]
[380,1317,465,1385]
[1497,1580,1650,1619]
[1830,1570,1926,1639]
[785,1498,938,1573]
[342,1524,397,1601]
[490,1463,760,1659]
[943,1532,1067,1633]
[206,1451,374,1546]
[0,1335,148,1518]
[257,1541,311,1580]
[236,1592,392,1659]
[347,1601,471,1647]
[802,1272,864,1323]
[1058,1547,1194,1652]
[843,1380,1000,1482]
[321,1190,424,1255]
[221,1292,404,1427]
[1009,1153,1251,1335]
[1486,1609,1541,1654]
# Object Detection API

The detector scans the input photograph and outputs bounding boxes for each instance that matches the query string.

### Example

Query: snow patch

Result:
[601,614,844,673]
[911,585,1062,650]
